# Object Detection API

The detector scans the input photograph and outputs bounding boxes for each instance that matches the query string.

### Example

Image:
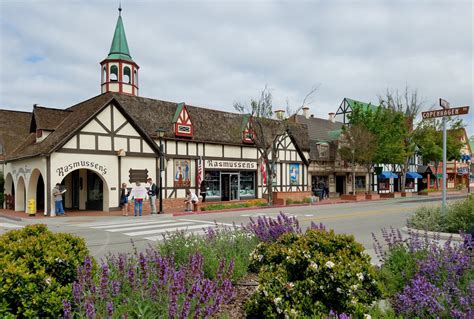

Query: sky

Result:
[0,0,472,136]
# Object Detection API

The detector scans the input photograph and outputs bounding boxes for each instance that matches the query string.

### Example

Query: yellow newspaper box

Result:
[28,199,36,216]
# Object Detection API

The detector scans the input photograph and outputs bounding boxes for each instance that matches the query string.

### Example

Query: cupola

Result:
[100,6,139,96]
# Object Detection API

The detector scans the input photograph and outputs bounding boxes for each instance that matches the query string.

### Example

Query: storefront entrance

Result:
[221,173,239,201]
[336,175,345,196]
[62,169,106,211]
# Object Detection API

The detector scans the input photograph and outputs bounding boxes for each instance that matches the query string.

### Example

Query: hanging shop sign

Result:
[56,161,108,177]
[205,159,256,170]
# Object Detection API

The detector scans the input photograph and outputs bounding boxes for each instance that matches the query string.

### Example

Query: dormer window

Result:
[317,142,329,159]
[243,130,254,144]
[36,129,43,138]
[172,103,193,137]
[241,116,254,144]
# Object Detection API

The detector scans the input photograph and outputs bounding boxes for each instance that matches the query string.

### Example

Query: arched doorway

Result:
[61,169,109,211]
[15,176,26,212]
[4,173,14,209]
[27,169,45,212]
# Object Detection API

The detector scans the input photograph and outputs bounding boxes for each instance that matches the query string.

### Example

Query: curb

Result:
[0,214,23,222]
[401,226,462,242]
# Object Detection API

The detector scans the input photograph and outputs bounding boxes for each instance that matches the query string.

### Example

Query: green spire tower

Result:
[100,5,140,96]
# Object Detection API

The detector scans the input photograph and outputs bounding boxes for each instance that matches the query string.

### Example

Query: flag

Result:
[197,157,203,187]
[260,158,267,184]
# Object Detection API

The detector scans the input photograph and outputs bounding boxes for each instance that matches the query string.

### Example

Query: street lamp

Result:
[156,128,166,214]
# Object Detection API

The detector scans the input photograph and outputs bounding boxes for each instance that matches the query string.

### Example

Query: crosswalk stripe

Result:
[125,224,206,237]
[0,222,23,229]
[145,229,208,242]
[108,222,193,232]
[91,220,175,229]
[142,225,208,240]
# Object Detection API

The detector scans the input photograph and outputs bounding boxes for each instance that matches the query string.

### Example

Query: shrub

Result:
[407,196,474,233]
[66,251,234,318]
[0,224,89,317]
[159,224,258,281]
[200,199,266,211]
[246,229,382,318]
[373,228,473,318]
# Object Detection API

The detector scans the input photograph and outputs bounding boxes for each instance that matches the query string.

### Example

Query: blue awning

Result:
[379,171,398,179]
[406,172,423,179]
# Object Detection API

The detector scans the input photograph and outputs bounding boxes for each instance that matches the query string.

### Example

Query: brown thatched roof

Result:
[0,110,32,160]
[5,92,310,161]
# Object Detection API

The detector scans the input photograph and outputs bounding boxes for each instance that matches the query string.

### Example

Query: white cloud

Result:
[0,0,472,134]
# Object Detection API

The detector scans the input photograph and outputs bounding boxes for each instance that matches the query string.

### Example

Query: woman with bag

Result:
[120,183,130,216]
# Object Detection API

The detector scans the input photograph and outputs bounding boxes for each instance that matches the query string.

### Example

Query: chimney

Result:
[328,112,335,123]
[274,109,285,120]
[302,106,310,119]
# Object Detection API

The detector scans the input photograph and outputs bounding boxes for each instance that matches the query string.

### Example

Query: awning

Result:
[379,171,398,179]
[406,172,423,179]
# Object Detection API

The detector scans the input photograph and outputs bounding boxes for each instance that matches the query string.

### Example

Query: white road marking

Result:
[0,222,23,229]
[126,224,206,237]
[108,222,193,232]
[91,220,175,229]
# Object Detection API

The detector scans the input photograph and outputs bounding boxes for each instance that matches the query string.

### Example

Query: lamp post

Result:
[156,128,166,214]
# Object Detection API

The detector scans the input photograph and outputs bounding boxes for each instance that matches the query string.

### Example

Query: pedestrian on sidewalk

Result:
[128,182,148,216]
[120,183,130,216]
[184,189,199,212]
[52,183,65,216]
[199,180,207,202]
[147,178,158,215]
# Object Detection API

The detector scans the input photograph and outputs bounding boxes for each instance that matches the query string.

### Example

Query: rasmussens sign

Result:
[56,161,108,177]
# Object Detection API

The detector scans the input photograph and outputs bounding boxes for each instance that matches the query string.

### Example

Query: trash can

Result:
[28,199,36,216]
[313,188,324,201]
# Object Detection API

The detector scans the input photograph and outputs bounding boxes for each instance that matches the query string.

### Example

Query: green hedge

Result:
[0,224,89,317]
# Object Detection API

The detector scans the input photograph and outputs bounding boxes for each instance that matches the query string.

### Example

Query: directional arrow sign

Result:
[421,106,469,119]
[439,98,450,109]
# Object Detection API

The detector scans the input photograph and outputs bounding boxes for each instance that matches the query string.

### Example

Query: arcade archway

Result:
[15,176,26,212]
[4,173,14,209]
[27,169,45,212]
[61,169,109,211]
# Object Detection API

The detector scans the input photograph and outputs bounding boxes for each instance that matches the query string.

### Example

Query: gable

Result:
[173,103,193,137]
[60,103,157,155]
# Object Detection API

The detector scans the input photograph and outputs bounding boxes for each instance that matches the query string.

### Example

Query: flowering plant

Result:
[246,228,381,318]
[373,227,473,318]
[64,250,235,318]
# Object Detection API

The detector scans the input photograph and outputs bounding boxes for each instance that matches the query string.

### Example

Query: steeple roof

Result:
[106,10,133,62]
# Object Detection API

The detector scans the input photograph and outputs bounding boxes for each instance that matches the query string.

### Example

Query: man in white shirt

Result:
[128,182,148,216]
[184,189,199,212]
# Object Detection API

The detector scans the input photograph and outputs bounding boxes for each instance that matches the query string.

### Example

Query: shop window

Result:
[378,179,390,191]
[240,171,255,197]
[110,65,118,81]
[355,176,366,189]
[204,171,220,197]
[405,178,415,189]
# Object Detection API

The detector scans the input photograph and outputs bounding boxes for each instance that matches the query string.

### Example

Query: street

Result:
[0,195,466,263]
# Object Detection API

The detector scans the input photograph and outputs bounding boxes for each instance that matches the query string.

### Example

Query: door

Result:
[230,174,239,200]
[336,176,345,196]
[86,170,103,210]
[71,170,80,209]
[221,174,230,201]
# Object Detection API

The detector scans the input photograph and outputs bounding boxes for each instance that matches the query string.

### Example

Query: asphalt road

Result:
[0,195,466,263]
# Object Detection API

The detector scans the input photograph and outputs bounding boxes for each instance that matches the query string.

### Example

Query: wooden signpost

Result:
[422,99,470,213]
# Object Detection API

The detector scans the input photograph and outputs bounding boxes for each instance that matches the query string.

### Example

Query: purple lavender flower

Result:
[84,298,96,319]
[99,263,109,299]
[72,281,83,304]
[62,299,72,319]
[111,280,121,297]
[106,301,113,316]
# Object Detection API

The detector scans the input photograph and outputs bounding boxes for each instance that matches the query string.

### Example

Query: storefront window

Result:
[204,171,220,197]
[240,172,255,197]
[355,176,366,189]
[405,178,415,189]
[378,178,390,191]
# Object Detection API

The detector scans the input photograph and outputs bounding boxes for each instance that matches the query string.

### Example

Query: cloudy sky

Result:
[1,0,472,135]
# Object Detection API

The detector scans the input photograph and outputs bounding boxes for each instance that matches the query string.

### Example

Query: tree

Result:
[234,85,317,205]
[339,124,376,194]
[413,118,464,189]
[378,87,423,192]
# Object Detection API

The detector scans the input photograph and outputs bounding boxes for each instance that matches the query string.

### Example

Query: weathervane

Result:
[118,3,122,16]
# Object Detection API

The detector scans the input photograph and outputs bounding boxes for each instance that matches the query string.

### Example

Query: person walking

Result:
[147,178,158,215]
[184,189,199,212]
[128,182,148,217]
[52,183,65,216]
[120,183,130,216]
[199,180,207,202]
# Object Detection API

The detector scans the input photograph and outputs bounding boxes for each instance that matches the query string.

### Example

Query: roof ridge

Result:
[0,109,32,114]
[34,106,73,112]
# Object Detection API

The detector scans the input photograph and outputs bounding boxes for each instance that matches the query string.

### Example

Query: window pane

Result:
[204,171,220,197]
[355,176,366,189]
[240,171,255,197]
